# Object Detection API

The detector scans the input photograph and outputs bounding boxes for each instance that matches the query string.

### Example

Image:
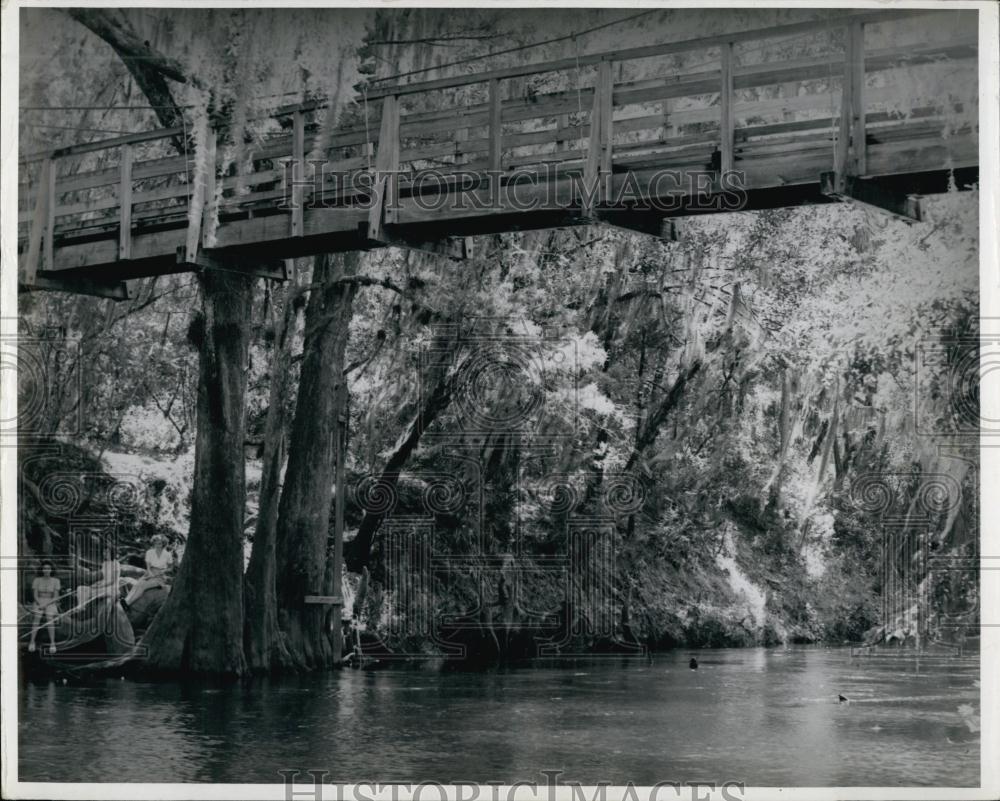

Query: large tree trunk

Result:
[142,270,252,677]
[276,253,359,669]
[244,270,299,672]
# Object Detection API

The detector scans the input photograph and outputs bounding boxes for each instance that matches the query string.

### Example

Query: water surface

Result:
[19,647,980,785]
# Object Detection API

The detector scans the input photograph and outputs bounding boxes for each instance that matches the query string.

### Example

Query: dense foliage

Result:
[17,8,979,666]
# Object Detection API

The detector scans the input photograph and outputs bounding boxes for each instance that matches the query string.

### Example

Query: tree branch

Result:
[65,9,189,150]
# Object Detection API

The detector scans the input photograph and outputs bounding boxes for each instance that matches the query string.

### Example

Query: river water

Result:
[18,647,980,786]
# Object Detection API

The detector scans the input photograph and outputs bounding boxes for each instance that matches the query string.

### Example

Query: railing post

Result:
[849,20,866,176]
[369,94,399,241]
[454,126,468,166]
[119,144,133,261]
[23,158,53,284]
[720,42,734,175]
[44,157,56,272]
[291,109,305,237]
[833,24,861,190]
[556,113,570,152]
[488,78,502,174]
[584,61,613,215]
[201,128,217,249]
[185,116,209,264]
[599,61,613,176]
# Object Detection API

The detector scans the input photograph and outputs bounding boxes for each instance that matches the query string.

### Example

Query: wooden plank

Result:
[720,42,735,175]
[37,120,965,246]
[185,121,208,264]
[37,151,976,279]
[583,65,609,213]
[201,130,218,248]
[365,9,935,99]
[555,113,572,151]
[19,125,184,164]
[19,24,973,209]
[369,95,400,239]
[291,110,305,237]
[833,25,852,189]
[32,121,969,250]
[304,595,344,605]
[176,246,288,280]
[44,158,56,272]
[22,159,51,285]
[119,144,133,260]
[849,20,867,176]
[375,95,400,175]
[489,78,503,173]
[819,171,922,222]
[29,154,191,199]
[595,210,677,240]
[453,126,469,166]
[21,38,971,222]
[23,273,129,300]
[388,38,972,135]
[362,223,472,260]
[26,90,929,223]
[599,61,614,175]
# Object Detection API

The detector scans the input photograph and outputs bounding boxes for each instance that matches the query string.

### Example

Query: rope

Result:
[22,122,136,136]
[20,104,196,111]
[368,10,656,88]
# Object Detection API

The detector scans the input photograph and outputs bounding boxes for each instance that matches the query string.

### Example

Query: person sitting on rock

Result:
[102,545,121,599]
[123,534,173,609]
[28,560,60,654]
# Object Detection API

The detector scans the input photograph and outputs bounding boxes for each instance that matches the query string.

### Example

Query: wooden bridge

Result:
[18,9,979,300]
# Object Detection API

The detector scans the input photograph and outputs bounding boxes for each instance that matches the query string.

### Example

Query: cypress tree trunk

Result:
[245,273,299,672]
[276,253,358,669]
[142,270,252,677]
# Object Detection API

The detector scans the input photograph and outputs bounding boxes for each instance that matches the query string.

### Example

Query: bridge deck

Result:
[17,9,979,298]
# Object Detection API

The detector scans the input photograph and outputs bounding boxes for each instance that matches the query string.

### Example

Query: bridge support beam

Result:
[594,210,680,242]
[358,222,473,260]
[176,246,288,280]
[820,171,923,223]
[20,273,130,301]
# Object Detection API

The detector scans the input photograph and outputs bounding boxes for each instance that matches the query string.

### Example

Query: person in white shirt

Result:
[123,534,173,608]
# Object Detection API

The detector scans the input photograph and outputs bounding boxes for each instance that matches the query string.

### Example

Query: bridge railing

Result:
[18,8,977,279]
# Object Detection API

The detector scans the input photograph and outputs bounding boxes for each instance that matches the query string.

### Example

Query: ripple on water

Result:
[17,647,980,786]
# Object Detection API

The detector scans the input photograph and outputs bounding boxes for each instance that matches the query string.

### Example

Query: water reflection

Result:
[19,648,979,785]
